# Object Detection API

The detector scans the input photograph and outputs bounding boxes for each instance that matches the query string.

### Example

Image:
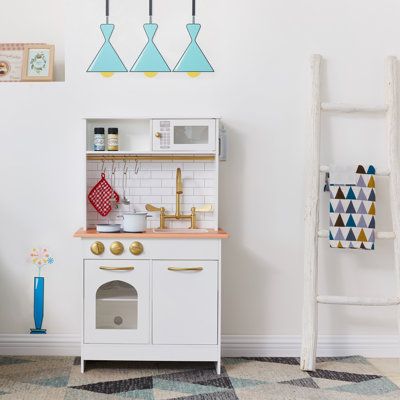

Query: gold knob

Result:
[130,241,144,256]
[155,132,161,138]
[110,241,124,255]
[90,241,105,255]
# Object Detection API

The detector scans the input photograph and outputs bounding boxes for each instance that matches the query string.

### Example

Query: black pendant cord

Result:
[149,0,153,23]
[106,0,110,23]
[192,0,196,23]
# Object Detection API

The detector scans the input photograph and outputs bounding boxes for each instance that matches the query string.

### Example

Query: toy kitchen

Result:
[74,118,229,373]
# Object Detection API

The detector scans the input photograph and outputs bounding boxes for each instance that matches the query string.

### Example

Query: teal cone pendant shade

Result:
[88,24,127,76]
[174,23,213,77]
[131,23,171,77]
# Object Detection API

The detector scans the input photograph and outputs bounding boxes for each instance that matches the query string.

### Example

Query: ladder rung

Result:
[318,229,395,239]
[317,295,400,306]
[320,165,390,176]
[321,102,388,113]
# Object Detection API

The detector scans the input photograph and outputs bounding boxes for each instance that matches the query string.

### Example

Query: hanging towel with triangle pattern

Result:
[329,165,376,250]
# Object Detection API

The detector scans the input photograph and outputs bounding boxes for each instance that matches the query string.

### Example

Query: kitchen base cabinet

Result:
[153,260,218,345]
[84,260,150,344]
[75,235,228,374]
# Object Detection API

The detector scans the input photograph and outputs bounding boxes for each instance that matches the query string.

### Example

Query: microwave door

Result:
[172,121,216,152]
[173,126,209,145]
[152,119,216,152]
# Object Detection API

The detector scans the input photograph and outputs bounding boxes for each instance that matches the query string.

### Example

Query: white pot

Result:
[119,212,149,233]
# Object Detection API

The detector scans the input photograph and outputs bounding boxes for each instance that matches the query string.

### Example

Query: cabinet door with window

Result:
[153,260,218,345]
[84,260,150,344]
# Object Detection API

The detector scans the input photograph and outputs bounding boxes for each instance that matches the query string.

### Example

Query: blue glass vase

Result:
[30,277,46,334]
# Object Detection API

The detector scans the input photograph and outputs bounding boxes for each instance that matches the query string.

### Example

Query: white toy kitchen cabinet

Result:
[74,235,228,374]
[75,117,228,373]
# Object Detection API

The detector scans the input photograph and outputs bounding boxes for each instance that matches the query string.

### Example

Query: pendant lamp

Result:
[131,0,171,77]
[173,0,214,77]
[87,0,127,77]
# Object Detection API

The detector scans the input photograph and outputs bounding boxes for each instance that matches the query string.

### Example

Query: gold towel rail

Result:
[87,154,215,161]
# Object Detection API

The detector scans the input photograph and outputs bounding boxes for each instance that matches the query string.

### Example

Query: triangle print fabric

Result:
[329,165,376,250]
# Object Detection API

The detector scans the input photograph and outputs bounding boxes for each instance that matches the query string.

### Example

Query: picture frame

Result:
[22,44,55,81]
[0,43,25,82]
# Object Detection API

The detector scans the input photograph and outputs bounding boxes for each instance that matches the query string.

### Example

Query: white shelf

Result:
[85,119,220,156]
[84,116,221,120]
[97,290,138,302]
[86,151,217,156]
[97,297,138,302]
[86,119,150,153]
[1,81,65,85]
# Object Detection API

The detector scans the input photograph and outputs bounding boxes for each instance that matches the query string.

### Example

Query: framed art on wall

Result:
[22,44,55,81]
[0,43,25,82]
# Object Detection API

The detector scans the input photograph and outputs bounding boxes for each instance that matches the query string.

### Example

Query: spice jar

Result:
[108,128,119,151]
[93,127,105,151]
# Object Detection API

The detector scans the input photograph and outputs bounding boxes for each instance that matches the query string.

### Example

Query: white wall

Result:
[0,0,65,81]
[1,0,400,342]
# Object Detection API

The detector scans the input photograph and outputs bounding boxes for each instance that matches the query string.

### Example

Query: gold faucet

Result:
[146,168,212,229]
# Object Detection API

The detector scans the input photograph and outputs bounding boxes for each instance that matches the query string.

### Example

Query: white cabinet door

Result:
[84,260,150,344]
[153,260,218,345]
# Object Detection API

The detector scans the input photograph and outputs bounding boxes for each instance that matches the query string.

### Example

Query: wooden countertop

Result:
[74,228,229,239]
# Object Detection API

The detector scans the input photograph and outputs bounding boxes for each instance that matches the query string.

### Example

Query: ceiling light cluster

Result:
[87,0,214,78]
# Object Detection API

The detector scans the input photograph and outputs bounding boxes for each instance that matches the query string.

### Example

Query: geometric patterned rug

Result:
[0,356,398,399]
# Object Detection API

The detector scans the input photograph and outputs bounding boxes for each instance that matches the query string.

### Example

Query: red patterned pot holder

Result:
[88,173,120,217]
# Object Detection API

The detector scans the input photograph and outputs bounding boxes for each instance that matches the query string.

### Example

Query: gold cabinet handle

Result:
[155,132,162,138]
[167,267,204,272]
[99,266,135,271]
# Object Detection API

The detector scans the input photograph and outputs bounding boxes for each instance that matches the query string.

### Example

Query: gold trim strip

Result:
[99,266,135,271]
[87,154,215,161]
[167,267,204,272]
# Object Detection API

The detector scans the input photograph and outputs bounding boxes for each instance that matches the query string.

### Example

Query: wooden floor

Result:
[368,358,400,386]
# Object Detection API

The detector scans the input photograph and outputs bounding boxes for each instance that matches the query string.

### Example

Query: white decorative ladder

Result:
[301,54,400,371]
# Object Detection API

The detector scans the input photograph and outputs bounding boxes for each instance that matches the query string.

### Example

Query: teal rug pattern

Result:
[0,356,398,399]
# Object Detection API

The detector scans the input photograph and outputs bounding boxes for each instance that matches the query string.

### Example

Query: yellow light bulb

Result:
[187,72,201,78]
[100,72,114,78]
[144,72,158,78]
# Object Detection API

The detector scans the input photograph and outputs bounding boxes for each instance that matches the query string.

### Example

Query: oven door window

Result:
[173,126,209,145]
[96,280,138,330]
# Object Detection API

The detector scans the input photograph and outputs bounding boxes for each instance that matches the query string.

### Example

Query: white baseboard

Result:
[0,334,398,358]
[221,335,400,358]
[0,334,80,356]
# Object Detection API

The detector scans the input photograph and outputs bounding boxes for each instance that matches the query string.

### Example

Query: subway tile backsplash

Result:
[86,160,217,229]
